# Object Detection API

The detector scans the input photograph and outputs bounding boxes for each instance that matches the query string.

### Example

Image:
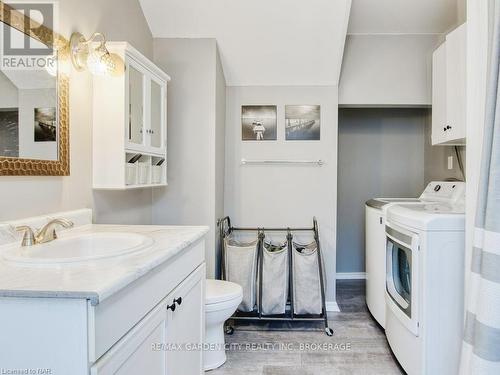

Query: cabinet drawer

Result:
[88,239,205,362]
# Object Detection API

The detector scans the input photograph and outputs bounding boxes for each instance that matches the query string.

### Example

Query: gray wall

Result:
[337,108,426,273]
[337,108,465,273]
[151,38,226,278]
[214,47,226,278]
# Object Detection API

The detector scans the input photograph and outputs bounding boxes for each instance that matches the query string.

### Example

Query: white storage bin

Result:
[259,241,288,315]
[137,162,150,184]
[224,237,258,312]
[151,165,162,184]
[125,163,138,185]
[292,241,322,315]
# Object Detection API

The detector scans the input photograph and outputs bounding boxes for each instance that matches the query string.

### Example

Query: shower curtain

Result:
[460,2,500,373]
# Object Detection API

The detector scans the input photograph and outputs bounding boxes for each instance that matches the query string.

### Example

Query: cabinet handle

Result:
[446,125,452,130]
[166,303,176,312]
[174,297,182,306]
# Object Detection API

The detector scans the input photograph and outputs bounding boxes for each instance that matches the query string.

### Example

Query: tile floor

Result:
[210,280,404,375]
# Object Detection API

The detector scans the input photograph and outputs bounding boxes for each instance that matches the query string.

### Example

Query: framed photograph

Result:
[34,107,57,142]
[0,108,19,157]
[241,105,277,141]
[285,105,320,140]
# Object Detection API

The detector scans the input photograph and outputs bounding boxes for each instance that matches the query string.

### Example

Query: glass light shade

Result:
[86,45,115,76]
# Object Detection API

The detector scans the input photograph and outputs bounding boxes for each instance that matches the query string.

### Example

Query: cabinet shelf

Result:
[93,183,168,191]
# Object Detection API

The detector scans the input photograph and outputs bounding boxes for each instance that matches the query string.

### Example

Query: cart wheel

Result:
[225,326,234,335]
[325,327,334,336]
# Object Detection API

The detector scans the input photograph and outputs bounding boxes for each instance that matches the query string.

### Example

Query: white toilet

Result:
[204,279,243,371]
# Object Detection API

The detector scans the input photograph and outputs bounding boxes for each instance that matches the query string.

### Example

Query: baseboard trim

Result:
[336,272,366,280]
[326,301,340,312]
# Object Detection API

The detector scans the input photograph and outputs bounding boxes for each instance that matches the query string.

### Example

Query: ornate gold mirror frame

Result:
[0,1,69,176]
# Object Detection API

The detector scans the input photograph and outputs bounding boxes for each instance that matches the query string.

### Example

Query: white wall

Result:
[0,72,18,108]
[151,38,225,278]
[339,34,441,106]
[0,0,154,224]
[224,86,338,302]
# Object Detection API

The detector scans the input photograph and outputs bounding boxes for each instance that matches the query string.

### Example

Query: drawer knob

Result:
[166,303,176,312]
[174,297,182,306]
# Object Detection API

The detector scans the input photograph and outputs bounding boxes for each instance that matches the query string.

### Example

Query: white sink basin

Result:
[2,232,154,265]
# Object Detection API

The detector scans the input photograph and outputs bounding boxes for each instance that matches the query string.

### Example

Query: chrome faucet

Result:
[16,218,74,246]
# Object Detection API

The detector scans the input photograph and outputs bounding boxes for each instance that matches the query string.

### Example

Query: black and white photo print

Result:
[241,105,277,141]
[285,105,320,140]
[34,107,57,142]
[0,108,19,157]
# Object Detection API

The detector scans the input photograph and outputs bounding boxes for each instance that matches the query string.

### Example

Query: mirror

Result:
[0,2,69,175]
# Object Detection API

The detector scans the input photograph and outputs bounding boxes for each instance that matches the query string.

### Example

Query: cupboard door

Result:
[166,266,205,375]
[149,78,165,151]
[445,24,466,144]
[127,63,145,149]
[90,301,168,375]
[432,42,447,145]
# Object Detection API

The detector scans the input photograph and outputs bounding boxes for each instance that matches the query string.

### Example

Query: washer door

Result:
[386,223,419,336]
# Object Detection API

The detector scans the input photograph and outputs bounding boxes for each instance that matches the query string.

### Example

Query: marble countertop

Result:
[0,224,208,305]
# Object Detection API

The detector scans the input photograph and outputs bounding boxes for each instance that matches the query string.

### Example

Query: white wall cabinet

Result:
[93,42,170,189]
[432,24,466,145]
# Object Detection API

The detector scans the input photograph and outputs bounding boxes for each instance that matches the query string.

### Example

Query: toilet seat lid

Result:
[206,279,243,305]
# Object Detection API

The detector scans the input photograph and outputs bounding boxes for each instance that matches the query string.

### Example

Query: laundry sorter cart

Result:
[217,216,333,336]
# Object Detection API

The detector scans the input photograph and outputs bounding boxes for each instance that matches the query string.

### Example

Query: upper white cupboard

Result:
[432,24,466,145]
[93,42,170,189]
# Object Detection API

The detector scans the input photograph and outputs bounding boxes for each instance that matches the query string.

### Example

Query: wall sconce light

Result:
[69,32,120,75]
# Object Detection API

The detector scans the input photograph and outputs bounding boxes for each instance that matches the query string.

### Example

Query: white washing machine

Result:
[365,181,461,328]
[384,182,465,375]
[366,198,419,328]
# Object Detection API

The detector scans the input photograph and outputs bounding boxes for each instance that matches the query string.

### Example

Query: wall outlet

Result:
[448,156,454,170]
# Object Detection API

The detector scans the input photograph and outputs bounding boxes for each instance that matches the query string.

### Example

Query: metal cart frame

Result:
[217,216,333,336]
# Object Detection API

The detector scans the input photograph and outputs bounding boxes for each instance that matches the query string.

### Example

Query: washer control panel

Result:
[419,181,465,204]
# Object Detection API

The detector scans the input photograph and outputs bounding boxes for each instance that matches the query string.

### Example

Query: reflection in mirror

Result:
[128,65,144,145]
[0,24,58,161]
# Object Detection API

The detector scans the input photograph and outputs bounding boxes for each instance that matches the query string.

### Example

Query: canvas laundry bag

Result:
[258,240,289,315]
[224,237,258,312]
[292,241,323,315]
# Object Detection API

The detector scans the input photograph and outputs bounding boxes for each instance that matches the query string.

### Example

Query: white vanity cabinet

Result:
[93,42,170,189]
[432,24,466,146]
[91,265,204,375]
[0,238,206,375]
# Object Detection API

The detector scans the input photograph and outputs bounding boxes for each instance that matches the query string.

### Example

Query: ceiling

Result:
[348,0,461,34]
[139,0,461,86]
[139,0,352,86]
